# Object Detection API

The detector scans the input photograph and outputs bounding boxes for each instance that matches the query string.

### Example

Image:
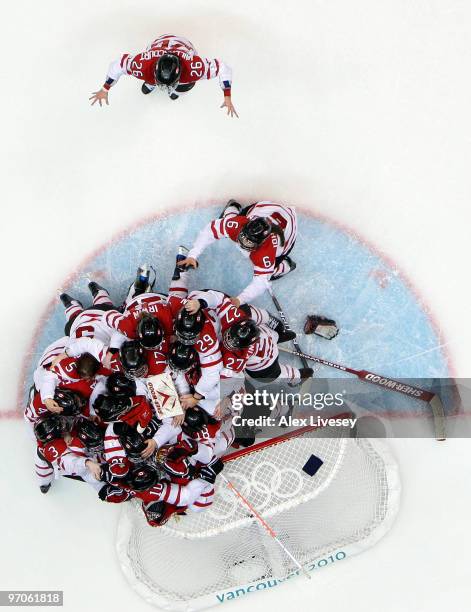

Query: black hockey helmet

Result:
[106,372,137,398]
[174,308,205,345]
[137,314,164,350]
[181,407,209,437]
[155,53,181,86]
[223,319,260,351]
[34,415,64,444]
[237,217,272,251]
[127,464,160,492]
[75,417,104,452]
[120,341,148,379]
[54,388,86,417]
[94,394,132,423]
[114,421,146,462]
[168,341,198,373]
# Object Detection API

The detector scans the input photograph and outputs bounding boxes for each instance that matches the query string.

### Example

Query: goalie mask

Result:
[222,319,260,351]
[237,218,272,251]
[155,53,181,86]
[120,341,148,379]
[106,372,137,398]
[137,314,164,350]
[168,341,198,373]
[53,388,86,417]
[75,418,104,452]
[34,415,64,445]
[127,464,160,492]
[174,308,205,346]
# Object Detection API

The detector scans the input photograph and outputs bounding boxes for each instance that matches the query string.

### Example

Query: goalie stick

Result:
[220,473,311,580]
[278,346,446,441]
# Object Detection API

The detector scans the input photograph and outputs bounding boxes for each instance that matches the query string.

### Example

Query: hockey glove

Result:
[304,315,339,340]
[199,458,224,484]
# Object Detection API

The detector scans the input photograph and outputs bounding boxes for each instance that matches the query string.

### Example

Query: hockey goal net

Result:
[117,416,400,611]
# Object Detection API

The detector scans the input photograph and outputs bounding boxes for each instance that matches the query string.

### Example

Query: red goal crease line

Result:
[0,409,24,420]
[9,206,455,422]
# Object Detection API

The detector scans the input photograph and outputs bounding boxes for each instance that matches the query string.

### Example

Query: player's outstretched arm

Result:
[220,96,238,118]
[182,217,230,267]
[236,275,271,305]
[216,61,238,118]
[89,89,109,107]
[90,58,126,107]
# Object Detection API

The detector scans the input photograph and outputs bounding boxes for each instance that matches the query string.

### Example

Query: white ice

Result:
[1,1,470,611]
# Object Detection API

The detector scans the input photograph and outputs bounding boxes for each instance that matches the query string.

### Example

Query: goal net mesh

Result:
[117,424,400,611]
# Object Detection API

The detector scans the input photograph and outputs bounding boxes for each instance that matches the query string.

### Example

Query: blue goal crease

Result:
[23,207,450,412]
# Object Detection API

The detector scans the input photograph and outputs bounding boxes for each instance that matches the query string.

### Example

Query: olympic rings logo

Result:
[207,461,306,521]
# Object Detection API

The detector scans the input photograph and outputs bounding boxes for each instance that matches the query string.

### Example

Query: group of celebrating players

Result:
[24,200,339,527]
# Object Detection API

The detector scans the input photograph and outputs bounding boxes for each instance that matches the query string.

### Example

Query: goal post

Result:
[116,416,401,611]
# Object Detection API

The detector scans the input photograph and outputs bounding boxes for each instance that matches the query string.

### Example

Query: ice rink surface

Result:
[1,1,470,611]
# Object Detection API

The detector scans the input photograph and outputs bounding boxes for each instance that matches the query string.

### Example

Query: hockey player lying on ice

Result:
[90,33,238,117]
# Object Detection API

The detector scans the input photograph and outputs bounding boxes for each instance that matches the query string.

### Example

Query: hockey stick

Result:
[278,346,446,440]
[268,286,309,369]
[220,473,311,580]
